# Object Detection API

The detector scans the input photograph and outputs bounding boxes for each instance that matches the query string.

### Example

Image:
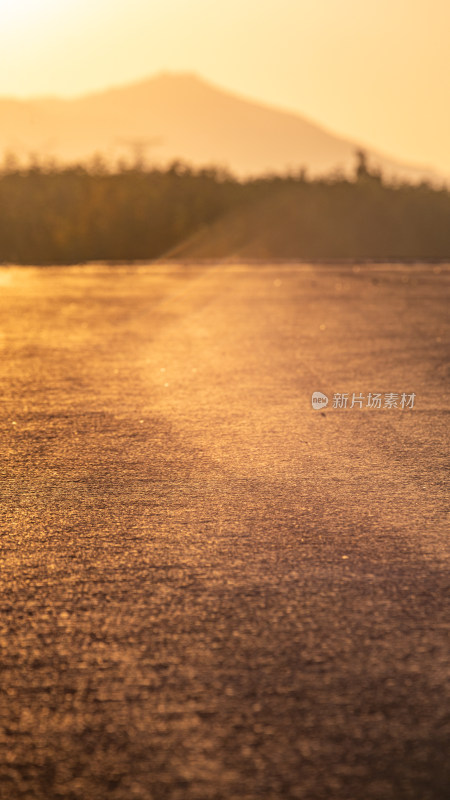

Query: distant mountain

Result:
[0,73,440,181]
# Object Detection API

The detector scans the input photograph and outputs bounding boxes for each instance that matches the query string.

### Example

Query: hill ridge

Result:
[0,72,440,181]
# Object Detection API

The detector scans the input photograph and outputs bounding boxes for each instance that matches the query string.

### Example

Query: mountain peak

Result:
[0,73,439,182]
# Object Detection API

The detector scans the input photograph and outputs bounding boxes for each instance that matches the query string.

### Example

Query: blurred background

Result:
[1,0,450,175]
[0,0,449,262]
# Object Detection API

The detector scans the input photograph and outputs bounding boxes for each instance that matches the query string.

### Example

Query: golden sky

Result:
[1,0,449,173]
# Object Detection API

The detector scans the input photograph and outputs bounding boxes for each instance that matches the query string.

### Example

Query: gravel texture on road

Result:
[0,262,449,800]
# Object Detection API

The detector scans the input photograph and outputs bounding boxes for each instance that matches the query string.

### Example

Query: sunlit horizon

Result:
[1,0,449,173]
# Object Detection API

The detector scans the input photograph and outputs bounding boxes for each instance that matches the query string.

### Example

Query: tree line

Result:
[0,151,449,263]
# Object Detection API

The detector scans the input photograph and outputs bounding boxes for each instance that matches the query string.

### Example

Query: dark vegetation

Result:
[0,151,449,263]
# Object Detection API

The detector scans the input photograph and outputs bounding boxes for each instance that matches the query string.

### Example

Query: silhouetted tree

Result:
[0,155,448,263]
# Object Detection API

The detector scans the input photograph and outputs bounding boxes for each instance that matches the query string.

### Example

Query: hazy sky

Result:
[1,0,449,172]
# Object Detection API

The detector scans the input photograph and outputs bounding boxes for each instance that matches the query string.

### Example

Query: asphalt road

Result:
[0,262,449,800]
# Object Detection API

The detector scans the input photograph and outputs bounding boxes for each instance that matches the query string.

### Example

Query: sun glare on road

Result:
[0,272,13,287]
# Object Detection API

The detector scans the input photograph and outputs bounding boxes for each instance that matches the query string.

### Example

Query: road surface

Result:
[0,262,449,800]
